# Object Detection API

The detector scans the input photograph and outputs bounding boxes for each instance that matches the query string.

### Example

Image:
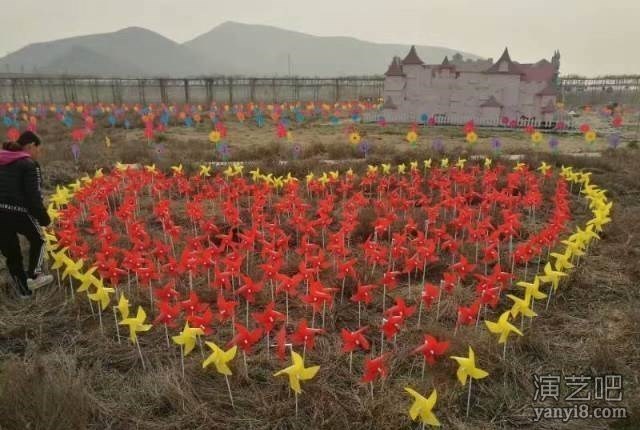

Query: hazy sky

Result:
[1,0,638,76]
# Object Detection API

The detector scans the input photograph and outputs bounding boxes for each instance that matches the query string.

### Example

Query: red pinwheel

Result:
[451,255,477,280]
[291,319,325,351]
[71,128,86,142]
[441,272,459,294]
[340,327,371,353]
[350,284,378,305]
[300,281,336,313]
[276,325,288,361]
[362,353,391,383]
[228,323,263,354]
[412,334,450,365]
[382,315,404,340]
[384,297,416,320]
[275,273,303,297]
[181,291,208,316]
[251,301,285,334]
[188,308,214,335]
[154,280,180,301]
[457,300,481,326]
[381,271,401,291]
[421,283,439,308]
[154,300,181,328]
[236,275,264,303]
[214,293,237,323]
[6,127,20,142]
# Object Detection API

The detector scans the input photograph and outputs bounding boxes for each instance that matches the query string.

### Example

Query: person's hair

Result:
[16,131,41,147]
[2,141,22,151]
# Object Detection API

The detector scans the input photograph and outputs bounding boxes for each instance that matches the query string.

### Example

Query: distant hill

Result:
[0,22,481,77]
[0,27,206,77]
[184,21,482,77]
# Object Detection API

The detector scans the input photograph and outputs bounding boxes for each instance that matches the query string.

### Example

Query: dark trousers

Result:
[0,211,45,293]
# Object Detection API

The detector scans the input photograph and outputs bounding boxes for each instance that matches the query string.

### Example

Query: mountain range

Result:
[0,21,481,77]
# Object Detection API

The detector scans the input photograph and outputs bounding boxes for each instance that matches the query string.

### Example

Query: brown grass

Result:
[0,117,639,429]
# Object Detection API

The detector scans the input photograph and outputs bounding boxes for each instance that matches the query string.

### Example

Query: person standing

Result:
[0,130,53,299]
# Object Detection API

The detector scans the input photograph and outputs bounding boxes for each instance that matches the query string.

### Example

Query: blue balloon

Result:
[184,117,194,127]
[108,115,117,127]
[63,115,73,128]
[124,119,131,129]
[420,113,429,123]
[295,112,305,124]
[2,116,12,127]
[330,116,340,125]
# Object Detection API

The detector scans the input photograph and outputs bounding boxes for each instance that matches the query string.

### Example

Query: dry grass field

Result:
[0,115,638,430]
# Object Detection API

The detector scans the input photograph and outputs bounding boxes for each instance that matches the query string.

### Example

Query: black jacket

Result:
[0,153,51,226]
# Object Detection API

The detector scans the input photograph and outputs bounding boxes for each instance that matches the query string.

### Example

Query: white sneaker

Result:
[27,274,54,291]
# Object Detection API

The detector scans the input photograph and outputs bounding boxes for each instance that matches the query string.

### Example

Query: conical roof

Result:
[402,45,424,65]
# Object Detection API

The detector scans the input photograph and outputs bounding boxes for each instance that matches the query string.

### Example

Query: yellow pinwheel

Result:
[484,157,492,169]
[223,165,235,178]
[209,130,221,143]
[561,239,586,258]
[513,162,526,172]
[172,322,204,356]
[305,172,315,183]
[119,306,152,344]
[250,168,262,182]
[318,172,330,186]
[117,293,130,320]
[409,161,418,171]
[43,230,59,252]
[203,342,237,376]
[105,136,111,148]
[381,163,391,175]
[68,179,83,193]
[61,258,84,281]
[329,170,339,180]
[516,276,547,300]
[75,266,101,293]
[50,247,70,272]
[284,172,298,184]
[485,310,523,344]
[50,185,72,207]
[537,162,551,175]
[507,293,537,319]
[232,163,244,176]
[424,159,432,170]
[539,262,567,293]
[455,158,466,169]
[551,250,574,272]
[440,158,450,168]
[199,164,212,177]
[274,350,320,394]
[404,387,440,427]
[406,130,418,144]
[144,164,157,174]
[87,284,115,311]
[171,164,184,176]
[397,163,406,175]
[450,346,489,386]
[367,165,378,175]
[115,162,129,172]
[47,203,60,223]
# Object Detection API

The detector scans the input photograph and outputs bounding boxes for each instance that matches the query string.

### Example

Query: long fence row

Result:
[0,74,639,107]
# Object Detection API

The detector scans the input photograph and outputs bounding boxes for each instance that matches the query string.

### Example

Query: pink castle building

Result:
[381,46,560,125]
